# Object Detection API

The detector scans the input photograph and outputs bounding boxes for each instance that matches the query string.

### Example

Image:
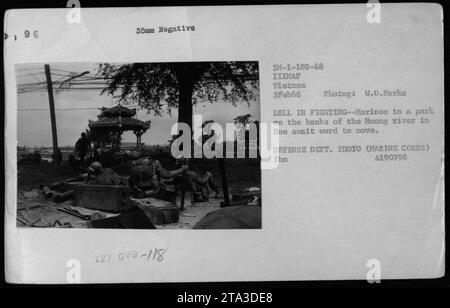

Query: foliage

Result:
[85,128,118,146]
[138,144,172,159]
[97,62,259,118]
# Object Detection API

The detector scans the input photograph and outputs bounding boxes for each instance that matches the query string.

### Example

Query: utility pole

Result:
[44,64,60,165]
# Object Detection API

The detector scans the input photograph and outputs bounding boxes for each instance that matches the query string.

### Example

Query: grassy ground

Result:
[18,161,79,191]
[190,158,260,192]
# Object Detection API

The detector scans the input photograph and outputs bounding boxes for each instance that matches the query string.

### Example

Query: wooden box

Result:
[129,197,179,225]
[74,184,132,212]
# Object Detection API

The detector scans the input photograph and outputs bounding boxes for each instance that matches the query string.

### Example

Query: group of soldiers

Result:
[75,132,219,203]
[85,158,218,202]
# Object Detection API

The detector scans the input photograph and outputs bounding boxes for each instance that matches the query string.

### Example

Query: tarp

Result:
[193,205,261,229]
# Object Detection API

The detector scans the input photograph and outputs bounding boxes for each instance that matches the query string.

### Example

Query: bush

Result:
[138,145,172,160]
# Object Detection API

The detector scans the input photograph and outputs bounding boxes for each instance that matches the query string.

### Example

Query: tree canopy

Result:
[97,62,259,128]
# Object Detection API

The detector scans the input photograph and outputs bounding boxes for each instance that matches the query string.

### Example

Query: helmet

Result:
[88,161,103,174]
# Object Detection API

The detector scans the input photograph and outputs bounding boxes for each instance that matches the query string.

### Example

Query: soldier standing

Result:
[75,132,91,169]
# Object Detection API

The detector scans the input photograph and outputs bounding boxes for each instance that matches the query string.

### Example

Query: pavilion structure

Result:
[88,104,151,149]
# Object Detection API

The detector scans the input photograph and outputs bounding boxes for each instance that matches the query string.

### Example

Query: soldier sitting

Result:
[183,169,219,202]
[129,157,188,198]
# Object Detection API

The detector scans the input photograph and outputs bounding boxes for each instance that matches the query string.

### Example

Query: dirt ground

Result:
[17,159,260,229]
[17,190,222,229]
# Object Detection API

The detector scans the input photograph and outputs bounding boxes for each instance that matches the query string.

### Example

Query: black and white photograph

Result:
[16,61,261,229]
[3,2,446,287]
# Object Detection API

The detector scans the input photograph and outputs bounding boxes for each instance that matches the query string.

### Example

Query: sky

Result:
[16,63,260,147]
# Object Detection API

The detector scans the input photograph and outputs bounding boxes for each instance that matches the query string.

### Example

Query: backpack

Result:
[130,159,156,188]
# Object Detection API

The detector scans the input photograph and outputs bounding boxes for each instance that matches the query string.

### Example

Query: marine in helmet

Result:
[85,161,126,186]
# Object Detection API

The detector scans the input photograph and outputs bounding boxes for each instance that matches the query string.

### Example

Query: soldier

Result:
[75,132,91,168]
[129,157,188,198]
[85,161,126,186]
[185,169,219,202]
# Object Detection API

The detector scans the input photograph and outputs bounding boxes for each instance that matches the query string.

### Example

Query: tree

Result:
[233,114,260,158]
[97,62,259,131]
[87,128,121,148]
[233,114,252,127]
[233,113,253,144]
[198,120,215,146]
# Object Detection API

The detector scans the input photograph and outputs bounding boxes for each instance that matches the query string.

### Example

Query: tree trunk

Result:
[174,63,208,158]
[178,80,194,130]
[174,64,195,130]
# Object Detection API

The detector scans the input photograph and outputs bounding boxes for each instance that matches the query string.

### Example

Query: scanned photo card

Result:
[15,61,261,230]
[4,3,444,283]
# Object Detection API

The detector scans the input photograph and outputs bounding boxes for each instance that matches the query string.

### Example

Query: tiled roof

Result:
[89,116,151,130]
[101,105,136,117]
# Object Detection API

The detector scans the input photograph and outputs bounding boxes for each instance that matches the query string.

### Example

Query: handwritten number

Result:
[23,30,38,39]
